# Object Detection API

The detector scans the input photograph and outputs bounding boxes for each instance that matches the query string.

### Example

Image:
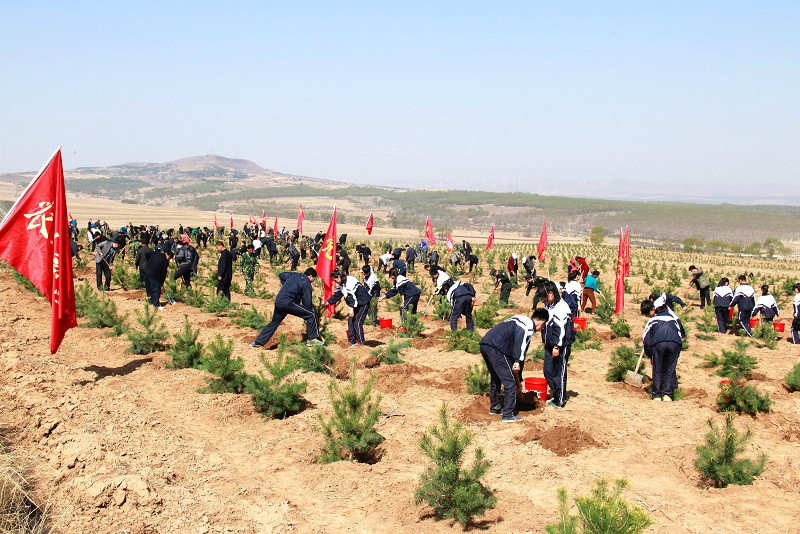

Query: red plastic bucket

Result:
[728,308,735,319]
[773,322,785,332]
[524,377,548,401]
[573,317,587,331]
[749,318,759,328]
[379,318,393,329]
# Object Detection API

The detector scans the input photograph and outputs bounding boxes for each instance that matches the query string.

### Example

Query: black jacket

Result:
[327,276,371,308]
[542,300,575,349]
[276,272,313,309]
[143,250,169,284]
[480,315,536,362]
[384,275,420,299]
[217,249,233,282]
[135,245,152,272]
[642,312,684,357]
[730,284,756,313]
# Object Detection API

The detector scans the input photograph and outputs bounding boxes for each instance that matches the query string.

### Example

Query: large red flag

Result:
[623,226,631,276]
[229,211,234,229]
[485,225,495,251]
[213,212,218,230]
[297,204,305,235]
[446,232,454,252]
[424,217,436,245]
[315,208,338,318]
[365,212,374,235]
[0,148,77,353]
[614,228,625,314]
[537,219,548,261]
[273,216,279,236]
[261,210,266,230]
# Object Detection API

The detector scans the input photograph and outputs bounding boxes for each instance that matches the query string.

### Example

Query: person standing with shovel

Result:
[93,235,119,291]
[688,265,711,309]
[640,299,685,401]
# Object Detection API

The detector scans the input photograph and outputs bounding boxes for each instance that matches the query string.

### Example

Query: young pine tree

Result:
[786,362,800,392]
[700,339,757,381]
[414,404,496,525]
[166,317,205,369]
[606,344,644,382]
[445,329,482,354]
[465,361,490,395]
[126,304,168,354]
[695,414,766,488]
[230,305,269,330]
[610,317,631,338]
[245,349,307,419]
[200,334,246,393]
[717,382,772,415]
[370,338,412,365]
[317,360,384,463]
[293,342,335,374]
[398,312,425,338]
[74,281,98,318]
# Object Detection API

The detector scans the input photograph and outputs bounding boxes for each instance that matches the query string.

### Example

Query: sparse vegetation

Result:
[717,382,771,415]
[166,318,205,369]
[370,339,412,365]
[201,335,246,393]
[126,304,168,354]
[695,414,766,488]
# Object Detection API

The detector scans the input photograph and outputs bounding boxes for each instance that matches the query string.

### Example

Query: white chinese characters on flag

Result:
[0,148,77,353]
[446,232,454,252]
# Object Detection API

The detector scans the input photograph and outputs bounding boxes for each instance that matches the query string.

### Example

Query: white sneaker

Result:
[157,306,165,310]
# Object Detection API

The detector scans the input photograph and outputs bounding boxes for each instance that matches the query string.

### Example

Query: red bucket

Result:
[773,322,785,332]
[524,377,548,401]
[728,308,735,319]
[573,317,587,331]
[749,318,759,328]
[379,318,393,329]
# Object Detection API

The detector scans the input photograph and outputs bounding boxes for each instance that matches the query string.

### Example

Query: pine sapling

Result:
[700,339,757,381]
[786,362,800,392]
[606,344,644,382]
[230,304,269,330]
[125,304,168,354]
[398,312,424,338]
[204,293,237,314]
[166,317,205,369]
[573,328,601,352]
[695,414,766,488]
[433,296,452,321]
[717,382,771,415]
[84,296,128,332]
[182,286,207,308]
[292,342,335,374]
[610,317,631,338]
[694,306,717,340]
[74,281,98,318]
[317,360,383,463]
[752,321,779,349]
[200,334,246,393]
[465,361,490,395]
[414,404,496,525]
[595,292,615,324]
[371,338,412,365]
[245,349,307,419]
[445,329,482,354]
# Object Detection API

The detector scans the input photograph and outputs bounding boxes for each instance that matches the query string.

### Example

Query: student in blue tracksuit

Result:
[379,267,421,325]
[713,277,733,333]
[361,264,381,325]
[648,292,685,317]
[541,282,576,408]
[730,275,756,337]
[792,283,800,344]
[564,271,582,317]
[251,268,322,348]
[752,285,779,324]
[432,269,477,331]
[326,270,371,346]
[479,310,548,422]
[641,299,685,401]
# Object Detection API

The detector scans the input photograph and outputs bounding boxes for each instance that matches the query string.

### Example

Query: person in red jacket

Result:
[507,253,519,276]
[576,256,590,282]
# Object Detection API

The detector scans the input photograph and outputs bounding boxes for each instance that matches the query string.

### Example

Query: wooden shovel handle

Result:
[633,349,645,375]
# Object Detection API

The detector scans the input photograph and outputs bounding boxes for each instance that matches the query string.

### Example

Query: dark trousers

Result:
[254,302,320,346]
[144,275,161,306]
[543,345,571,407]
[400,294,420,323]
[738,309,752,336]
[407,259,415,273]
[499,283,512,305]
[650,342,681,399]
[793,318,800,344]
[699,286,711,309]
[347,304,369,344]
[174,263,192,287]
[450,295,474,331]
[96,262,111,290]
[480,344,521,419]
[217,279,231,301]
[368,294,379,324]
[290,256,299,271]
[715,306,728,333]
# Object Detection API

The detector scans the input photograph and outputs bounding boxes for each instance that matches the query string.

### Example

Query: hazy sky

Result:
[1,2,798,193]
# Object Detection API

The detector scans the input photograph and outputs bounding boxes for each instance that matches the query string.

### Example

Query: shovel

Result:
[624,349,646,388]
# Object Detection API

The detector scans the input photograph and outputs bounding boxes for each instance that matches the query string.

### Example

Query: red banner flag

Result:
[249,213,256,225]
[273,216,279,236]
[424,217,436,245]
[315,208,338,318]
[297,204,305,235]
[213,212,218,230]
[365,212,374,235]
[0,148,77,353]
[537,219,548,261]
[446,232,454,252]
[229,211,234,229]
[614,228,625,315]
[485,224,495,251]
[623,226,630,277]
[261,210,266,230]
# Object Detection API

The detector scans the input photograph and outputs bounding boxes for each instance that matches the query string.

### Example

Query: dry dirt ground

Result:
[2,246,800,533]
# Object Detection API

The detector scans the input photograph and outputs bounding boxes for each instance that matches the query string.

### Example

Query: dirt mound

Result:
[458,394,542,423]
[681,387,709,400]
[516,425,601,456]
[376,363,465,394]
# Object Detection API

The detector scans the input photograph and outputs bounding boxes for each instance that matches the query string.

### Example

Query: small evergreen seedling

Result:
[695,414,766,488]
[75,281,98,318]
[317,360,384,463]
[246,349,307,419]
[166,317,205,369]
[398,313,424,338]
[595,293,615,324]
[204,293,237,314]
[465,361,490,395]
[786,362,800,392]
[414,404,496,525]
[545,478,652,534]
[694,306,717,340]
[293,342,335,374]
[126,304,168,354]
[182,286,207,308]
[230,305,269,330]
[473,297,499,328]
[433,297,452,321]
[84,295,127,331]
[606,344,644,383]
[717,382,771,415]
[752,321,778,349]
[201,335,246,393]
[445,329,482,354]
[371,338,412,365]
[573,328,601,351]
[700,339,756,381]
[610,317,631,338]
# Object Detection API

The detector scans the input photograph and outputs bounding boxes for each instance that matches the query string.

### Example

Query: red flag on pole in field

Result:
[249,213,256,225]
[297,204,305,235]
[273,216,279,236]
[261,210,266,230]
[365,212,374,235]
[229,211,234,229]
[446,232,454,252]
[614,228,625,314]
[537,219,548,261]
[623,226,630,276]
[0,148,77,353]
[424,217,436,245]
[315,208,338,318]
[213,213,218,230]
[485,224,495,251]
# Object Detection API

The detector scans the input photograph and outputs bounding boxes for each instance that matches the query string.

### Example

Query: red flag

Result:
[249,213,256,225]
[623,226,631,277]
[485,225,494,251]
[446,232,454,252]
[537,219,548,261]
[213,212,218,230]
[229,211,234,229]
[365,212,374,235]
[297,204,305,234]
[315,208,338,318]
[273,216,279,236]
[261,210,266,230]
[0,148,77,353]
[614,228,625,314]
[424,217,436,245]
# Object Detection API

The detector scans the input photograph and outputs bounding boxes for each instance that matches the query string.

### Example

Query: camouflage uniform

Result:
[240,252,260,296]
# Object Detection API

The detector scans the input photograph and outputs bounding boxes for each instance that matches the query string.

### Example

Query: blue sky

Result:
[1,2,798,197]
